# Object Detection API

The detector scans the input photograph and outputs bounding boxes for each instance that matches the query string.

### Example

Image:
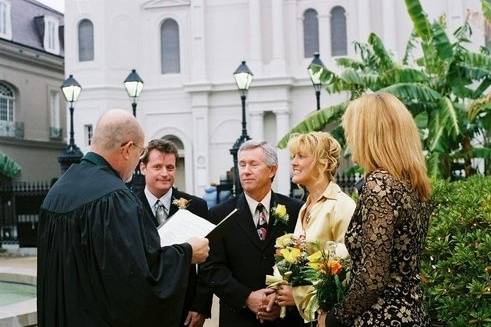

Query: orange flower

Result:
[328,260,342,275]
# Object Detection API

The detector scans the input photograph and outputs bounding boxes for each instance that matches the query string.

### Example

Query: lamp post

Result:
[124,69,144,117]
[58,74,83,173]
[308,52,325,110]
[230,61,253,195]
[123,69,145,192]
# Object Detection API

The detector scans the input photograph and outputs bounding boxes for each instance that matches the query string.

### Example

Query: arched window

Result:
[0,82,15,122]
[78,19,94,62]
[303,9,319,58]
[0,0,12,39]
[330,6,347,56]
[161,19,180,74]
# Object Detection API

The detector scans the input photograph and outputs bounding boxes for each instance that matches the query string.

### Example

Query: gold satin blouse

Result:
[291,182,356,322]
[294,182,356,244]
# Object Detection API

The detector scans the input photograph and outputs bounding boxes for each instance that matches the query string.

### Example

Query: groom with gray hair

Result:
[200,140,304,327]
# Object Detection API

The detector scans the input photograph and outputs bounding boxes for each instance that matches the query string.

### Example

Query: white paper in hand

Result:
[157,209,215,247]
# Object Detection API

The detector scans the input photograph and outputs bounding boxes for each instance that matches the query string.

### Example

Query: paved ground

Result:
[0,256,219,327]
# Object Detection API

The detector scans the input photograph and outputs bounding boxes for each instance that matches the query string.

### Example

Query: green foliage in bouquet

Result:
[307,242,350,313]
[273,234,318,286]
[421,176,491,326]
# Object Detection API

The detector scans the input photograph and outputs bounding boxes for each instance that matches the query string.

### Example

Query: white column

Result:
[249,0,262,73]
[191,0,207,81]
[275,110,291,195]
[271,0,286,74]
[286,0,298,71]
[357,0,370,43]
[191,92,209,196]
[382,0,397,55]
[250,111,264,141]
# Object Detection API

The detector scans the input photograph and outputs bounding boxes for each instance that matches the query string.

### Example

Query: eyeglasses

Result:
[122,141,147,159]
[133,143,148,159]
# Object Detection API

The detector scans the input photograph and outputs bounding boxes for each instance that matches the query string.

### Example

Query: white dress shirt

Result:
[144,186,173,216]
[244,190,272,226]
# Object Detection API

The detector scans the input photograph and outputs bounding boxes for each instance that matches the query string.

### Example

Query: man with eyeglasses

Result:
[37,109,209,327]
[138,138,212,327]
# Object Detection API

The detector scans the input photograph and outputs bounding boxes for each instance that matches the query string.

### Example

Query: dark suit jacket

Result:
[201,191,304,327]
[137,187,212,323]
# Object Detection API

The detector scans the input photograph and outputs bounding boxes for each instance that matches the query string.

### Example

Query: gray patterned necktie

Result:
[154,200,168,225]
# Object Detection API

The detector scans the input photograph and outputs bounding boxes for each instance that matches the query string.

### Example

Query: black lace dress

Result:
[327,170,432,326]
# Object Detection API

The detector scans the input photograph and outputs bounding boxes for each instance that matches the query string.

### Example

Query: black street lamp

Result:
[230,61,253,195]
[124,69,144,117]
[308,52,325,110]
[58,74,83,173]
[124,69,145,193]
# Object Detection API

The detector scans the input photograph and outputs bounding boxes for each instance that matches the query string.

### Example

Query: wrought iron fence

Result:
[0,180,51,247]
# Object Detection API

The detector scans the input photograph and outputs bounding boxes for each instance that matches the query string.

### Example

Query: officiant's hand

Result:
[184,311,206,327]
[277,284,295,306]
[246,288,275,314]
[187,237,209,264]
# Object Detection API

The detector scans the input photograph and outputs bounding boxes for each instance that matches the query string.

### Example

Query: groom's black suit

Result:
[137,187,212,323]
[201,191,304,327]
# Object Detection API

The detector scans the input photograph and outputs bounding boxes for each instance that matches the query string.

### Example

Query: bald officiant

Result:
[37,109,209,327]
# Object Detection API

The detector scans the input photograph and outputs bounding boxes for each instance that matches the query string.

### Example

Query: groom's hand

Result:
[184,311,206,327]
[246,288,275,314]
[257,292,280,322]
[187,237,209,264]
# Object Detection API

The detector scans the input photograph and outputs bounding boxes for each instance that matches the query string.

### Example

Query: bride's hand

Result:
[276,284,295,307]
[317,311,327,327]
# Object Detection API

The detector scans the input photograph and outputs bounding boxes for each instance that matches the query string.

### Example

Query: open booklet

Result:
[157,208,237,247]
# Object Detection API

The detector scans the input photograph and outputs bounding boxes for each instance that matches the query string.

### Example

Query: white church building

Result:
[64,0,487,196]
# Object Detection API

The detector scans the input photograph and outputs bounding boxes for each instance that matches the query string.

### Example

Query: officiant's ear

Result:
[120,141,132,159]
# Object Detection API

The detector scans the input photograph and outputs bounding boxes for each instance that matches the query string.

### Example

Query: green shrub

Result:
[422,176,491,326]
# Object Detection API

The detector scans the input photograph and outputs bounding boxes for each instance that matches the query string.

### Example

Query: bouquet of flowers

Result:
[266,234,351,322]
[265,233,317,318]
[307,241,350,314]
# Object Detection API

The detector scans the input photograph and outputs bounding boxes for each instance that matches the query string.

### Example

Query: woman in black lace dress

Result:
[319,93,432,327]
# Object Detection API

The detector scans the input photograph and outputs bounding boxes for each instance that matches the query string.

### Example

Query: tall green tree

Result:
[279,0,491,178]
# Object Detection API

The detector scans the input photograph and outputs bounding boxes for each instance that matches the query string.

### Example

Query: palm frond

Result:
[368,33,395,69]
[277,103,347,149]
[440,97,460,137]
[405,0,432,42]
[431,21,453,60]
[379,83,441,103]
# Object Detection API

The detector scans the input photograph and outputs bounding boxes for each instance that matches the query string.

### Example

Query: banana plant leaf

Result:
[431,21,453,60]
[0,151,22,178]
[405,0,432,42]
[277,103,347,149]
[482,0,491,23]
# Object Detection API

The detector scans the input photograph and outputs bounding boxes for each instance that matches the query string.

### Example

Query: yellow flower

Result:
[275,233,294,249]
[308,262,322,271]
[307,251,322,263]
[275,204,287,217]
[280,247,301,263]
[272,204,289,226]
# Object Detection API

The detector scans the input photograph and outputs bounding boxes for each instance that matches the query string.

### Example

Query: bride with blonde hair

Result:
[275,131,356,323]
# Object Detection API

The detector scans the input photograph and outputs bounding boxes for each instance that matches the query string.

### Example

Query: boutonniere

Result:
[271,204,289,226]
[172,197,190,209]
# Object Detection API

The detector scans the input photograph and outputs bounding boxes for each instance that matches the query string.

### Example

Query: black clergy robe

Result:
[37,152,192,327]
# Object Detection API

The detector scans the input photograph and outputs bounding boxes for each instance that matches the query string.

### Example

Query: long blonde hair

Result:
[342,93,431,201]
[287,132,341,180]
